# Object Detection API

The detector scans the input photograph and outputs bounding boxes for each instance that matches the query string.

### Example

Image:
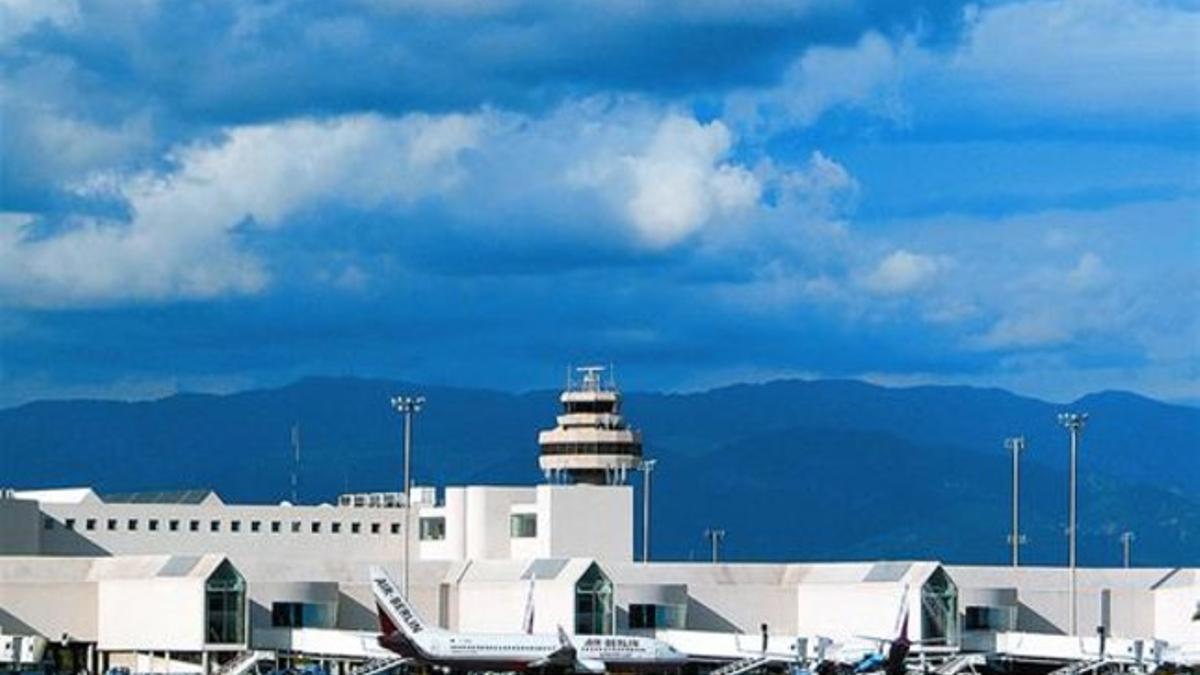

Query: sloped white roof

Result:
[11,487,99,504]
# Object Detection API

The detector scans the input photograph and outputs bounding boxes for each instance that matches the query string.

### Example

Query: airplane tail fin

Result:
[522,577,536,634]
[370,565,432,639]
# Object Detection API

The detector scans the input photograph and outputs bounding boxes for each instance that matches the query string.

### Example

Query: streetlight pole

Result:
[392,394,425,598]
[704,528,725,564]
[1058,411,1088,635]
[1121,531,1134,568]
[641,459,657,564]
[1005,436,1026,567]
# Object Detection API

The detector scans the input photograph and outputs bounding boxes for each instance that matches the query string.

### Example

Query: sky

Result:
[0,0,1197,407]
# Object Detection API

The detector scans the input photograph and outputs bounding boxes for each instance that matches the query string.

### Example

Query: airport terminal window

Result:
[107,519,117,531]
[205,560,246,644]
[575,564,614,635]
[390,523,401,535]
[419,517,445,541]
[210,520,220,532]
[311,522,321,534]
[291,521,301,533]
[85,519,96,531]
[964,606,1014,631]
[629,603,686,630]
[128,519,138,531]
[169,520,179,531]
[270,521,281,533]
[510,513,537,538]
[64,518,75,530]
[190,520,200,532]
[352,522,361,534]
[149,519,159,531]
[921,568,959,643]
[331,522,341,534]
[371,522,382,535]
[231,520,241,533]
[43,518,54,530]
[271,602,335,629]
[251,521,261,532]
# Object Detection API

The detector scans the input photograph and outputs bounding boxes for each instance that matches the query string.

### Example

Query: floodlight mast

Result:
[641,459,657,563]
[1058,411,1088,635]
[391,394,425,597]
[1005,436,1027,567]
[1121,531,1135,568]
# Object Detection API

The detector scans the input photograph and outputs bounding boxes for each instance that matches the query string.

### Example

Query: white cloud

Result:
[0,0,78,44]
[862,249,948,295]
[0,113,485,306]
[620,115,760,249]
[928,0,1200,120]
[727,31,909,132]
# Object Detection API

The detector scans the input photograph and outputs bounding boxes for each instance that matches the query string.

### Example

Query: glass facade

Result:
[271,602,336,628]
[205,560,246,644]
[628,603,686,629]
[574,564,614,635]
[921,567,959,643]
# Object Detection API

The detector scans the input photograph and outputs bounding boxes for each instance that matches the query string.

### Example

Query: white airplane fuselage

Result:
[370,566,686,673]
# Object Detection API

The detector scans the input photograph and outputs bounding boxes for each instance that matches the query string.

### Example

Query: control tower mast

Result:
[537,366,643,485]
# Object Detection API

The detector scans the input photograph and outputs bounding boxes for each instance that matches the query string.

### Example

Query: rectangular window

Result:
[390,522,401,535]
[419,517,446,541]
[510,513,537,538]
[64,518,76,530]
[190,520,200,532]
[271,521,281,533]
[231,520,241,533]
[351,522,361,534]
[127,519,138,531]
[107,519,117,531]
[149,519,159,531]
[251,521,261,533]
[291,521,301,533]
[371,522,381,535]
[210,520,220,532]
[43,518,55,530]
[331,522,341,534]
[85,518,97,531]
[169,520,180,532]
[311,522,322,534]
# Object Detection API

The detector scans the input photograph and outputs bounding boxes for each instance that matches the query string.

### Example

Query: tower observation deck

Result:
[538,366,643,485]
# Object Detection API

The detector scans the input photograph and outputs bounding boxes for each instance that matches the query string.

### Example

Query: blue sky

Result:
[0,0,1197,406]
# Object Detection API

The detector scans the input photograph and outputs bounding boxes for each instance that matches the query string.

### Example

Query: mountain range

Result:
[1,376,1196,566]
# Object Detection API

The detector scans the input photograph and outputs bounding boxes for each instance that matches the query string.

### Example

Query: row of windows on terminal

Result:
[42,512,539,541]
[44,516,430,537]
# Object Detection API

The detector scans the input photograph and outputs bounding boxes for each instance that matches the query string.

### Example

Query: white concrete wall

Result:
[465,487,535,559]
[0,581,98,642]
[795,584,909,642]
[98,578,207,651]
[36,502,406,563]
[1154,584,1200,646]
[537,485,632,561]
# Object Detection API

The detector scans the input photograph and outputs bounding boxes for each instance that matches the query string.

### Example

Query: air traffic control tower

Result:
[538,366,643,485]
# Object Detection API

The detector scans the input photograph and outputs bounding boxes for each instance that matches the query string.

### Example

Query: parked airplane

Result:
[369,566,688,673]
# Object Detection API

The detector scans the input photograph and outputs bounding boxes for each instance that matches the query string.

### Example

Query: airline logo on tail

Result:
[371,566,426,635]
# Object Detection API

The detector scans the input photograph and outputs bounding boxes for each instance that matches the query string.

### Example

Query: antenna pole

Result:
[704,528,725,563]
[290,424,301,504]
[1121,531,1134,568]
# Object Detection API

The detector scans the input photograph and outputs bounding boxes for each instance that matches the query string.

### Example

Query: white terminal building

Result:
[1,368,1197,674]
